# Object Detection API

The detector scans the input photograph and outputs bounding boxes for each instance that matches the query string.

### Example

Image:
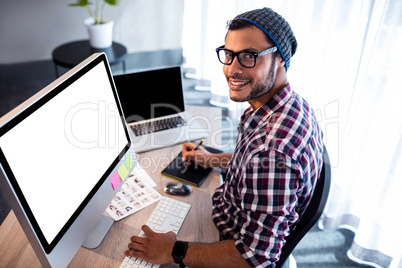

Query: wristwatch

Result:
[171,240,188,268]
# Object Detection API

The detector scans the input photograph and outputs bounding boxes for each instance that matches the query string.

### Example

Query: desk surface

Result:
[0,106,222,268]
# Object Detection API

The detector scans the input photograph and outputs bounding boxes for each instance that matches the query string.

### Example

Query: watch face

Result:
[172,241,188,258]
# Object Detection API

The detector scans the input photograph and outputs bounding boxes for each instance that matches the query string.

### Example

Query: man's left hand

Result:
[124,225,176,265]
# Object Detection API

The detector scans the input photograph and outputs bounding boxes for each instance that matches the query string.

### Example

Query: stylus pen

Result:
[180,139,204,166]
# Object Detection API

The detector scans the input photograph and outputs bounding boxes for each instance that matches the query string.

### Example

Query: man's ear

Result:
[279,57,286,68]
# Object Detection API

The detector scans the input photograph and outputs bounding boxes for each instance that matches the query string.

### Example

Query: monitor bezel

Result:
[0,53,131,254]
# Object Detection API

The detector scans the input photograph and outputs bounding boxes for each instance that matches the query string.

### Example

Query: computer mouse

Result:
[164,182,192,196]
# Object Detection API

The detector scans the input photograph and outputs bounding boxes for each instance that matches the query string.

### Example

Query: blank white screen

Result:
[0,62,128,244]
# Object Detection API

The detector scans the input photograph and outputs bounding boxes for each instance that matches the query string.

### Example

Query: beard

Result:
[228,58,277,102]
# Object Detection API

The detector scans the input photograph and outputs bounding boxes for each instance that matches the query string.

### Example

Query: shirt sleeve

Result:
[235,149,300,267]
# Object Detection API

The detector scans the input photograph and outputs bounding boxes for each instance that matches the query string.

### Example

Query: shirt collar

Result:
[259,83,293,117]
[239,84,293,130]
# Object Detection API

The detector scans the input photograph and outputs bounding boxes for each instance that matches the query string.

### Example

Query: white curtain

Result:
[182,0,402,267]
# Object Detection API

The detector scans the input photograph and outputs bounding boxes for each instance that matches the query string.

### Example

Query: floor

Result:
[0,51,372,267]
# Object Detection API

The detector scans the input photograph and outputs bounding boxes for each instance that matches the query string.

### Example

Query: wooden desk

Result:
[0,106,222,267]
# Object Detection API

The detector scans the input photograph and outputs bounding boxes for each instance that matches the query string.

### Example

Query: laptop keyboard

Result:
[130,116,187,136]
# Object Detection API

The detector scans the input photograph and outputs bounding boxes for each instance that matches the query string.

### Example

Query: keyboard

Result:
[120,196,191,268]
[130,116,187,136]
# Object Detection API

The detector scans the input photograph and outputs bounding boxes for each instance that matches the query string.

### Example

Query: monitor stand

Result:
[82,215,114,249]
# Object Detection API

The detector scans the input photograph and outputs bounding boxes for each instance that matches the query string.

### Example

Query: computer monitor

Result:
[0,53,136,267]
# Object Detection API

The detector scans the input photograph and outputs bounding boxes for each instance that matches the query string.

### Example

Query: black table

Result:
[52,40,127,77]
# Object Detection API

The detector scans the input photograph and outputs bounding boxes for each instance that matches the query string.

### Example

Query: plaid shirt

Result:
[212,84,323,267]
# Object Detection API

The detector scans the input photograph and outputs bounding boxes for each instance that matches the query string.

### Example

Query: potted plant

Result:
[69,0,119,48]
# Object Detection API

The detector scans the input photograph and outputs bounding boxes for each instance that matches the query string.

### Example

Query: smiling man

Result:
[125,8,324,267]
[218,25,281,107]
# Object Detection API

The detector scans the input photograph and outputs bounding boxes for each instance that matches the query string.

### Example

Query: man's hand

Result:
[182,143,232,169]
[124,225,176,265]
[182,142,213,168]
[125,226,251,267]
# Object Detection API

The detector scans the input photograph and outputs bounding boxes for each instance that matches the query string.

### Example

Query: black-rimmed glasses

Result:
[216,45,277,68]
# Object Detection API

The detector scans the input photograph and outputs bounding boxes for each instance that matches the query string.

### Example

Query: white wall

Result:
[0,0,184,64]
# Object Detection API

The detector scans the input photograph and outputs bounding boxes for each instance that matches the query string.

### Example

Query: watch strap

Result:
[172,241,188,268]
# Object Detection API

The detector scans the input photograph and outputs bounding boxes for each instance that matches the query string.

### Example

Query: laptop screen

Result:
[113,66,185,124]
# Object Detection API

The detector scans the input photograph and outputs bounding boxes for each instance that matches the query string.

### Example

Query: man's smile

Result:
[228,78,251,90]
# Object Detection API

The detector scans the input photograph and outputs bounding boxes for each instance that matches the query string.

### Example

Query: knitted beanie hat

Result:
[232,7,297,70]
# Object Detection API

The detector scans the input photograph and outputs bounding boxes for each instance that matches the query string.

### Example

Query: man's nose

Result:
[225,56,244,76]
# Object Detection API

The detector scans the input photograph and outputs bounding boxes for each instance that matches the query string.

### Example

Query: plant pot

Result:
[84,18,114,49]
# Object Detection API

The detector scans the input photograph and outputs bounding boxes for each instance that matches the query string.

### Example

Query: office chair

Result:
[276,146,331,268]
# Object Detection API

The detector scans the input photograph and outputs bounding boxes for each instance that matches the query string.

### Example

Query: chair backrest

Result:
[276,146,331,268]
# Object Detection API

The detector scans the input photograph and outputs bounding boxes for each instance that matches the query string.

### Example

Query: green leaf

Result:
[104,0,119,6]
[68,0,91,7]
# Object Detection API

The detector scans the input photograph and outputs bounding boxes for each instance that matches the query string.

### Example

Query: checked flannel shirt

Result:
[212,84,324,267]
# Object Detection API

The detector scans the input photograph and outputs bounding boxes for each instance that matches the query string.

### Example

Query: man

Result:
[125,7,323,267]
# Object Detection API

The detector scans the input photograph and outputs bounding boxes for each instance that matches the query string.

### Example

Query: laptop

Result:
[113,66,208,153]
